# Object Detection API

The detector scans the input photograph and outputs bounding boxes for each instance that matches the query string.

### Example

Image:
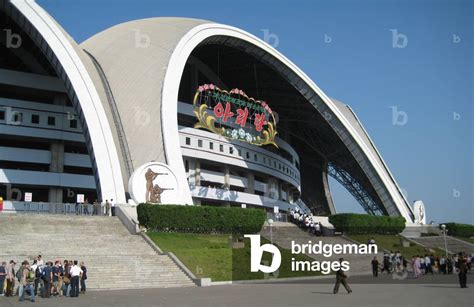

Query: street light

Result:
[268,218,274,245]
[440,224,448,259]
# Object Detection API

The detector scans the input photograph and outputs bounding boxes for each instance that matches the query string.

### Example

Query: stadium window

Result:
[0,110,4,120]
[185,160,189,172]
[31,114,40,124]
[238,149,242,156]
[219,144,224,152]
[209,142,214,150]
[185,137,191,145]
[246,152,250,159]
[229,147,234,154]
[254,154,258,162]
[47,116,56,126]
[70,119,78,129]
[198,139,203,147]
[263,157,266,164]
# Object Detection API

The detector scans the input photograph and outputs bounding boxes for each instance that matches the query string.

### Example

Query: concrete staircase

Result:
[408,235,474,254]
[0,214,195,289]
[260,223,383,274]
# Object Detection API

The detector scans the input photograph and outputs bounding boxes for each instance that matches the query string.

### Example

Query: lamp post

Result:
[440,224,448,259]
[268,218,274,245]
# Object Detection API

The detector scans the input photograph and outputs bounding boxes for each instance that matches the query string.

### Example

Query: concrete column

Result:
[245,173,255,194]
[49,142,64,173]
[187,159,196,185]
[277,181,283,200]
[195,160,201,186]
[266,178,278,200]
[48,187,63,203]
[49,142,64,205]
[224,166,230,189]
[287,186,294,203]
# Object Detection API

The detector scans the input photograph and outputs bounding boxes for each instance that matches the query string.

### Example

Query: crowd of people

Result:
[371,250,472,288]
[73,198,116,216]
[0,255,88,302]
[289,208,324,236]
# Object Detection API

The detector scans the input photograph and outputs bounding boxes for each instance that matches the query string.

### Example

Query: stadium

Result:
[0,0,416,223]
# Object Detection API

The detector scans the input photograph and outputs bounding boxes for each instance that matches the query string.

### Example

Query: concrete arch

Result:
[161,23,414,222]
[9,0,125,202]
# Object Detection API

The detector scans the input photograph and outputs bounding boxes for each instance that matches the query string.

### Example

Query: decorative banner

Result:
[193,84,278,147]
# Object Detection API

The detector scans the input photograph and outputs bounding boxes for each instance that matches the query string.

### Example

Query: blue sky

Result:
[38,0,473,223]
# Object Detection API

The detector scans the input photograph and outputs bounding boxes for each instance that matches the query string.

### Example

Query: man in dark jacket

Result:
[371,256,379,277]
[80,262,87,293]
[333,258,352,294]
[42,262,53,298]
[457,253,468,288]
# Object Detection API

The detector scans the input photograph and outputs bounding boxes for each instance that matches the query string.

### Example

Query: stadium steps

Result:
[0,214,195,289]
[260,222,383,274]
[407,235,474,254]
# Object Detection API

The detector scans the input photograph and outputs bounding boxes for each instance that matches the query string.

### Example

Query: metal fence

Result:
[1,201,109,216]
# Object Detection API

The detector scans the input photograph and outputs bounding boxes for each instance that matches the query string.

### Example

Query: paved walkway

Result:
[1,274,472,307]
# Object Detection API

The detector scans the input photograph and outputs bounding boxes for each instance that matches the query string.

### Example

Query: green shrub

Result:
[443,223,474,238]
[328,213,405,235]
[137,204,266,234]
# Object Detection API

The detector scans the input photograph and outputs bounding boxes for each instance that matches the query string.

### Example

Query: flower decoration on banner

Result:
[193,84,278,147]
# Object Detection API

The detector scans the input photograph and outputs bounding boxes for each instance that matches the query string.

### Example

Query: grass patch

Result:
[148,232,324,281]
[347,234,445,258]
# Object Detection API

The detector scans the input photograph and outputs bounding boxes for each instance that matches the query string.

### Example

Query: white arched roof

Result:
[10,0,126,202]
[81,17,414,222]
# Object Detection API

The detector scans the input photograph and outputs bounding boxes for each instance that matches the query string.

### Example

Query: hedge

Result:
[442,223,474,238]
[328,213,405,235]
[137,204,266,234]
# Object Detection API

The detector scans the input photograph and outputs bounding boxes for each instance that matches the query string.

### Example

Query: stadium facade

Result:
[0,0,416,223]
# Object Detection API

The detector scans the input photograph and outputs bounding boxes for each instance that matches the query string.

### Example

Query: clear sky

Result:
[38,0,473,224]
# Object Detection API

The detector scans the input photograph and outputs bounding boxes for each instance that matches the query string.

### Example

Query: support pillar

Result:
[245,173,255,194]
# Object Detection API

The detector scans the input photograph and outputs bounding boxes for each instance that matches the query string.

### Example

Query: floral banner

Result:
[193,84,278,147]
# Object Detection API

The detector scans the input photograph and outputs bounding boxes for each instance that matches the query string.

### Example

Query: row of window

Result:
[0,109,78,129]
[184,136,299,180]
[178,113,300,168]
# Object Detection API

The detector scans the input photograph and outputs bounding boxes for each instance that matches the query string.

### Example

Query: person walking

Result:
[41,261,52,298]
[371,256,379,277]
[18,261,35,302]
[80,262,87,294]
[0,262,6,296]
[5,260,16,297]
[333,258,352,294]
[105,200,111,216]
[52,261,63,296]
[110,199,116,216]
[63,260,71,297]
[69,260,83,297]
[457,253,468,288]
